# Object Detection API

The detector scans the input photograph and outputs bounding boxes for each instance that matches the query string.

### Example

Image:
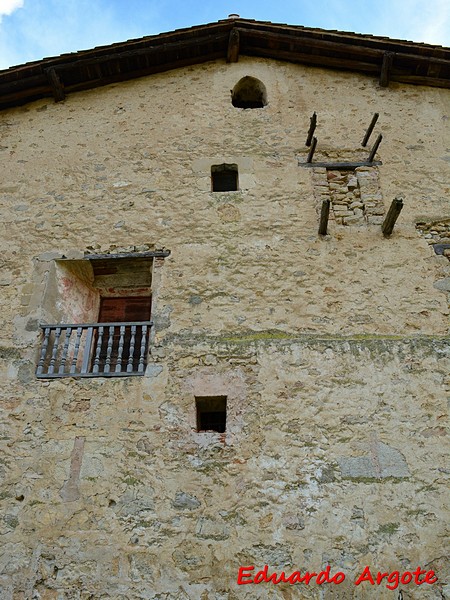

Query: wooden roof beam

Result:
[244,45,381,74]
[237,27,385,59]
[54,32,229,73]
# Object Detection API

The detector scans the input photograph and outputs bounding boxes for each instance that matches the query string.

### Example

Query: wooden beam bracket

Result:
[382,197,404,236]
[45,68,65,102]
[226,28,240,63]
[380,51,394,87]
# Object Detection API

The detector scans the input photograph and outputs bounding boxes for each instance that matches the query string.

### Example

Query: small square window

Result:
[211,164,238,192]
[196,396,227,433]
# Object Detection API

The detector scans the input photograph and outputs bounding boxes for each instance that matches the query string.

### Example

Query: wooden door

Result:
[98,296,151,323]
[93,296,151,373]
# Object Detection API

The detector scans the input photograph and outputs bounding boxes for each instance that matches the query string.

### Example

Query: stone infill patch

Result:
[312,166,384,226]
[415,219,450,261]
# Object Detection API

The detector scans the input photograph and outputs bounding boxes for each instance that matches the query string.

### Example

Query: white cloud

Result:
[0,0,24,18]
[0,0,163,69]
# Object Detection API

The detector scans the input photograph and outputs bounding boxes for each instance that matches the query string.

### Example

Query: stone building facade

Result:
[0,18,449,600]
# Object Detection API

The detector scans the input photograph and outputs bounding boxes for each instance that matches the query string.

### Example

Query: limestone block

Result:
[339,442,410,480]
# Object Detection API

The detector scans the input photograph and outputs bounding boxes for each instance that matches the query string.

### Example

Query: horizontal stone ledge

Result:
[159,330,450,348]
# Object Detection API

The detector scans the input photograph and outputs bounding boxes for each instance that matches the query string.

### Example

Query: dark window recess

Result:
[94,296,151,372]
[196,396,227,433]
[231,76,268,109]
[211,164,238,191]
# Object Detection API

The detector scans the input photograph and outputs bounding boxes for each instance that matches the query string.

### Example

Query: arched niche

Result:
[231,76,267,109]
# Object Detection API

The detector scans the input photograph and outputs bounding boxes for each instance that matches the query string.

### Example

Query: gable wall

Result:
[0,57,449,599]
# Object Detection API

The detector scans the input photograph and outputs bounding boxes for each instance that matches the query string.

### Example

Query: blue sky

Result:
[0,0,449,70]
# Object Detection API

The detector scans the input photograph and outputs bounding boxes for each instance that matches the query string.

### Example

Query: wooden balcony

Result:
[36,322,152,378]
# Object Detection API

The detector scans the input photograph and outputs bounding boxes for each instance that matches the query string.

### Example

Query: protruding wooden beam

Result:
[382,197,404,236]
[307,136,317,163]
[299,160,381,169]
[318,199,330,236]
[306,112,317,146]
[380,52,394,87]
[362,112,379,147]
[226,28,240,63]
[45,68,65,102]
[368,133,383,162]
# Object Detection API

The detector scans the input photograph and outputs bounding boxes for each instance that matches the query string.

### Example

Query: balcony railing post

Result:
[81,326,94,374]
[58,327,72,374]
[138,324,148,373]
[104,326,115,374]
[48,327,61,374]
[127,325,137,373]
[93,326,104,374]
[70,327,83,374]
[115,325,125,373]
[37,327,51,375]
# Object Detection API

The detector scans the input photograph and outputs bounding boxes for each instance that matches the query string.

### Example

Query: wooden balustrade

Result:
[36,322,152,378]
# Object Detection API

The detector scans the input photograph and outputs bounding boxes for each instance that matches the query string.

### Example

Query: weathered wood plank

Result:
[238,27,385,59]
[55,33,229,72]
[392,75,450,88]
[62,53,224,95]
[0,74,47,94]
[242,45,381,73]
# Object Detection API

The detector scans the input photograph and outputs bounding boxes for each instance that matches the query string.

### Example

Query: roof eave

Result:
[1,19,449,111]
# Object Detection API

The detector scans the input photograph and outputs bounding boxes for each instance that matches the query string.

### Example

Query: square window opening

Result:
[211,164,238,192]
[196,396,227,433]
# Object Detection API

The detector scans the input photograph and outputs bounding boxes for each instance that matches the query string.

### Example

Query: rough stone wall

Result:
[312,166,385,226]
[0,56,449,599]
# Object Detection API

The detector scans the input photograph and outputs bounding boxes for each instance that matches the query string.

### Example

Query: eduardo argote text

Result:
[237,565,438,591]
